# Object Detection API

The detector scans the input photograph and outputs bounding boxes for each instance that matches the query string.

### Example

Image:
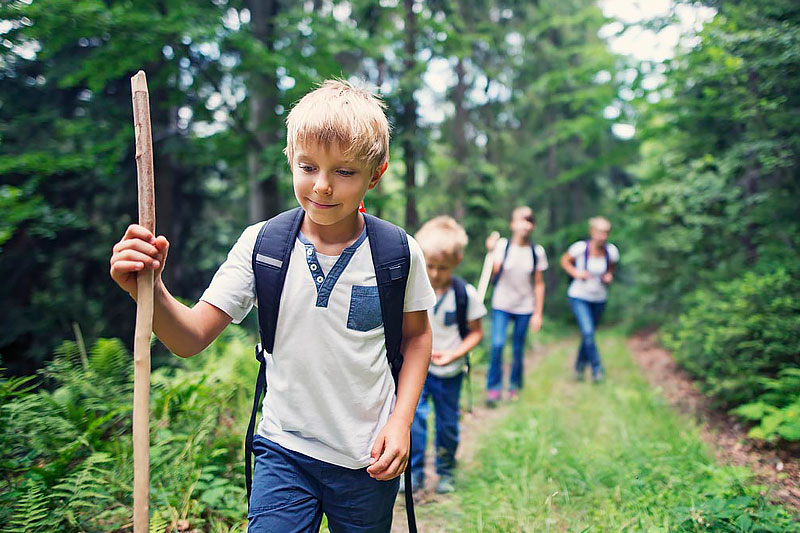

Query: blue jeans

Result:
[248,436,399,532]
[410,372,463,479]
[569,297,606,377]
[487,309,532,392]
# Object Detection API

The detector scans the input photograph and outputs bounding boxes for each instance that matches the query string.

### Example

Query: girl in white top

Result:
[560,216,619,382]
[485,207,548,405]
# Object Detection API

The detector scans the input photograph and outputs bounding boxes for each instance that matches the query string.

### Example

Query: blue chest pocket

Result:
[444,311,458,326]
[347,285,383,331]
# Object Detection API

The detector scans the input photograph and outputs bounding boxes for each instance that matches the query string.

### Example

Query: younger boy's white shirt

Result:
[490,238,548,315]
[566,240,620,303]
[199,221,436,469]
[428,281,487,378]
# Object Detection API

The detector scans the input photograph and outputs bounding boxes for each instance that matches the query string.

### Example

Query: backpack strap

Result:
[363,213,418,533]
[452,275,473,413]
[491,238,512,285]
[245,207,304,505]
[253,207,305,353]
[583,239,590,271]
[363,213,410,383]
[451,276,469,340]
[530,242,539,273]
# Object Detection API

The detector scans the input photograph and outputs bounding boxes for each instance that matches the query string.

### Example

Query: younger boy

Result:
[110,80,435,532]
[485,206,547,406]
[406,216,486,494]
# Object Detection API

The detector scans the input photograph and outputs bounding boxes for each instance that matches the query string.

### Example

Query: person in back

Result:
[560,216,619,383]
[405,216,486,494]
[485,206,547,407]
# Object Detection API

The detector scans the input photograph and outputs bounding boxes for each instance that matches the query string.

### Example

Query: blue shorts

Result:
[248,436,400,532]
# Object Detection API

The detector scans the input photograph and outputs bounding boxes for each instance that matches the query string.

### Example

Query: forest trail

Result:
[386,331,799,532]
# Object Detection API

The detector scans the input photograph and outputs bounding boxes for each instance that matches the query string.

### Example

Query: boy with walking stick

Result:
[111,80,435,532]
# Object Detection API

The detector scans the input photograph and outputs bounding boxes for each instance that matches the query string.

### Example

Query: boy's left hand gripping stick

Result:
[131,70,155,533]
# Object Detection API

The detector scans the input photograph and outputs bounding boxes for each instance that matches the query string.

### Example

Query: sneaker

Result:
[508,389,519,402]
[435,475,455,494]
[486,389,501,408]
[592,370,605,384]
[575,369,586,382]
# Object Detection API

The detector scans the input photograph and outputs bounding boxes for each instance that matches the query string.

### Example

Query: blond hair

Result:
[284,79,390,171]
[589,216,611,231]
[415,216,469,260]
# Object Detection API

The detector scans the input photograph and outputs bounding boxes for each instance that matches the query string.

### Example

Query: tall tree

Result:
[244,0,282,222]
[400,0,421,228]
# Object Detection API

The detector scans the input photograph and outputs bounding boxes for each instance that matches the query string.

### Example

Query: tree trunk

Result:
[401,0,418,229]
[451,58,468,220]
[246,0,281,223]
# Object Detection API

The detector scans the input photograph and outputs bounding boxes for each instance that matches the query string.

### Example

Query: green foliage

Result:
[620,0,800,323]
[663,268,800,408]
[733,368,800,442]
[613,0,800,444]
[0,326,256,531]
[663,268,800,442]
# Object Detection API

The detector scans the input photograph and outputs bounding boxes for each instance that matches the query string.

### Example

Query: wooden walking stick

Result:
[476,231,500,303]
[130,70,155,533]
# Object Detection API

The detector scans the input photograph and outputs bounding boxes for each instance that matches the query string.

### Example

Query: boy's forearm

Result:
[392,328,432,426]
[149,282,222,357]
[453,330,483,358]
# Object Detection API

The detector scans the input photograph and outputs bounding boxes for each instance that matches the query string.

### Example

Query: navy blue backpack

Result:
[244,207,418,532]
[567,239,610,279]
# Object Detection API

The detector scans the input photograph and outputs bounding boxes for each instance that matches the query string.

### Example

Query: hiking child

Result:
[110,80,436,532]
[560,216,619,383]
[405,216,486,494]
[484,206,548,407]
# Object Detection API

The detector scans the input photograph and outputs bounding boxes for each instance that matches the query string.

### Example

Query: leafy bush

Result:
[0,326,257,532]
[663,267,800,440]
[733,369,800,442]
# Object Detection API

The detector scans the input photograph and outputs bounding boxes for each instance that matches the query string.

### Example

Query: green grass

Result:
[418,331,799,532]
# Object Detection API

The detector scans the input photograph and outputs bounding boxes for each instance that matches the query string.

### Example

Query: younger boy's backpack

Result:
[244,207,418,532]
[491,238,539,285]
[451,275,470,340]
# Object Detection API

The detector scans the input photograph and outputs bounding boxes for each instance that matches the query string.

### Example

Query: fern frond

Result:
[7,483,52,533]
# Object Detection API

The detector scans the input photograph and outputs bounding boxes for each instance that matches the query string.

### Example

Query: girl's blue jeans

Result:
[569,296,607,377]
[487,309,532,392]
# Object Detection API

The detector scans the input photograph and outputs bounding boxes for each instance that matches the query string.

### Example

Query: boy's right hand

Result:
[110,224,169,299]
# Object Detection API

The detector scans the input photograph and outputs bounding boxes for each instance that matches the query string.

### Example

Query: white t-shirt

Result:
[566,240,620,303]
[428,281,487,378]
[491,238,548,315]
[199,220,436,469]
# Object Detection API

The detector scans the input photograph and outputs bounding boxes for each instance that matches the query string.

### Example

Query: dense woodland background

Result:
[1,0,799,530]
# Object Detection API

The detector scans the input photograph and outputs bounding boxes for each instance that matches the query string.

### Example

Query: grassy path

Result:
[409,331,799,532]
